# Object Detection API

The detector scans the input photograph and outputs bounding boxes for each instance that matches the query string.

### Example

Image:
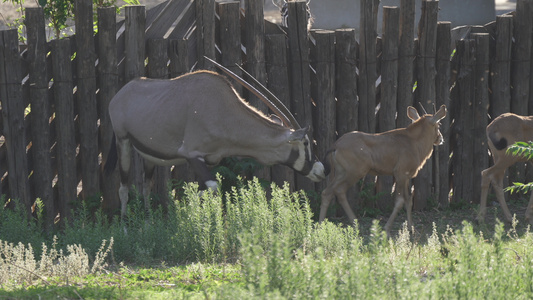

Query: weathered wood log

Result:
[97,7,120,215]
[25,8,54,225]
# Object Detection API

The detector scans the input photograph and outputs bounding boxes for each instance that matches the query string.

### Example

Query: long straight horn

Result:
[235,63,302,129]
[204,56,301,129]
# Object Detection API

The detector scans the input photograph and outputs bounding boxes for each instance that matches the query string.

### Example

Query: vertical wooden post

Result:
[510,0,532,186]
[451,39,475,204]
[335,29,358,135]
[397,0,415,128]
[218,1,242,94]
[266,34,295,190]
[311,30,336,192]
[147,38,171,211]
[51,38,77,224]
[98,7,120,215]
[25,8,54,226]
[472,33,490,204]
[168,38,193,192]
[490,15,513,118]
[413,0,438,210]
[435,21,451,207]
[377,6,399,210]
[358,0,379,133]
[287,0,314,192]
[75,0,100,200]
[124,5,146,198]
[169,39,189,78]
[335,28,359,211]
[196,0,215,70]
[0,29,31,217]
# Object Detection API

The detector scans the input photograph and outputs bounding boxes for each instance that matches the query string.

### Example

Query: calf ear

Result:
[288,126,309,141]
[407,106,420,122]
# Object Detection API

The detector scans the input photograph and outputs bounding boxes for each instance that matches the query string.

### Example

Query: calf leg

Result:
[384,178,410,235]
[478,167,492,222]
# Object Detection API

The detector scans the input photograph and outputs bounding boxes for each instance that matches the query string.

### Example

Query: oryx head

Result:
[285,126,325,182]
[206,56,325,182]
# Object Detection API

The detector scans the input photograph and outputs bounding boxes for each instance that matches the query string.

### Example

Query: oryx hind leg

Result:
[187,157,217,192]
[117,137,132,217]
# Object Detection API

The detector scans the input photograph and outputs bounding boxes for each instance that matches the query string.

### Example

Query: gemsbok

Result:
[105,63,325,217]
[479,113,533,225]
[319,105,447,234]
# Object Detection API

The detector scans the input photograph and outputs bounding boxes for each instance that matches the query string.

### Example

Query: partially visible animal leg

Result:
[384,189,406,235]
[117,138,132,217]
[143,160,156,213]
[188,157,217,192]
[319,186,334,222]
[492,169,513,223]
[335,182,357,224]
[478,167,493,222]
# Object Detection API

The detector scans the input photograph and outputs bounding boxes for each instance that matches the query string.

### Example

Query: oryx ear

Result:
[407,106,420,122]
[430,104,447,123]
[288,126,310,141]
[269,114,284,126]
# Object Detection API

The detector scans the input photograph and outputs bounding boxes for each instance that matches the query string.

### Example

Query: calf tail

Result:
[104,134,118,174]
[488,131,508,151]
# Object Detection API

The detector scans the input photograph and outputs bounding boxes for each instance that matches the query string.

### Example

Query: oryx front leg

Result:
[143,160,156,213]
[117,138,132,217]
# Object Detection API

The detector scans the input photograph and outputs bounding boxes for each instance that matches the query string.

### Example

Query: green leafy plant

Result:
[504,141,533,194]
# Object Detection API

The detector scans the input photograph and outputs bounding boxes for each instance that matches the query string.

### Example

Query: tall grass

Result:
[1,179,533,298]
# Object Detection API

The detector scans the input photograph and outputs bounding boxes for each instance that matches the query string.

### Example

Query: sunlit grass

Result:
[0,179,532,298]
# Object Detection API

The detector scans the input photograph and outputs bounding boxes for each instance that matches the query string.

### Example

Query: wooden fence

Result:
[1,0,533,227]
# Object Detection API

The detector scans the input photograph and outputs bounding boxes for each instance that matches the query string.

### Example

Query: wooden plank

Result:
[397,0,415,128]
[311,30,335,192]
[510,0,532,186]
[335,28,358,135]
[472,33,490,205]
[169,39,189,78]
[196,0,215,70]
[218,1,242,95]
[124,6,146,198]
[435,21,451,207]
[376,6,399,210]
[0,29,31,216]
[358,0,379,133]
[287,0,314,192]
[51,38,77,225]
[490,15,512,118]
[75,0,100,200]
[147,38,171,211]
[266,34,295,190]
[25,7,54,227]
[97,7,120,215]
[451,39,475,204]
[413,0,438,210]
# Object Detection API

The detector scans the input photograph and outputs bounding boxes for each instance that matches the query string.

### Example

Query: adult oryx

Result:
[105,64,325,216]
